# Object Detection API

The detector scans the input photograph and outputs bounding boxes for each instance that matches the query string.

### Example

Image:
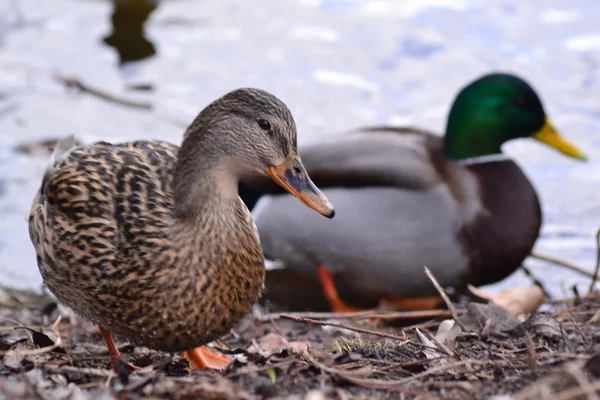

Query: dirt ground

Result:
[1,285,599,400]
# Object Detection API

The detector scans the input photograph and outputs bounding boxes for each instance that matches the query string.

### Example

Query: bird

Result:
[28,88,335,371]
[238,73,587,313]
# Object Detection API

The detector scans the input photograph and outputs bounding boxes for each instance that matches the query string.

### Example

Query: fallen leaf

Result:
[467,284,544,318]
[248,333,308,357]
[458,302,522,336]
[30,329,62,352]
[304,390,333,400]
[3,342,36,370]
[521,313,562,339]
[436,319,461,345]
[415,329,442,361]
[587,310,600,324]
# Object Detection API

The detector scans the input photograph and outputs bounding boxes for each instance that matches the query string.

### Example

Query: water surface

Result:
[0,0,598,297]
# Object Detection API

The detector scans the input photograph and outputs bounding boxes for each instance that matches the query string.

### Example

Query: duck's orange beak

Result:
[265,154,335,218]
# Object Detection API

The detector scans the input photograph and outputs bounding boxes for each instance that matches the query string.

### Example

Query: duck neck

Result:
[172,132,241,219]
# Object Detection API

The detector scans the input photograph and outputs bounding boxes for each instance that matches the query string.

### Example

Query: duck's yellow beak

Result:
[265,155,335,219]
[532,119,587,161]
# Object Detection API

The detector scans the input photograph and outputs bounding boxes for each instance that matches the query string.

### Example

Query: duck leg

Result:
[99,327,141,371]
[379,295,442,311]
[317,265,365,313]
[181,347,230,369]
[317,266,442,313]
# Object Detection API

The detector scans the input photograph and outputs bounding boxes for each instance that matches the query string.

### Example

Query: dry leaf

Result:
[436,319,461,345]
[415,329,441,361]
[587,310,600,324]
[248,333,308,357]
[304,390,333,400]
[522,314,562,339]
[467,284,544,318]
[459,302,521,336]
[2,342,45,370]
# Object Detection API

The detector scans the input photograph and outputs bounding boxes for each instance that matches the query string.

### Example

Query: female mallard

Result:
[28,88,334,370]
[239,73,587,313]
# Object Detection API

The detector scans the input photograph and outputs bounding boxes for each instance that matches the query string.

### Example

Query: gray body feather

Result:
[247,128,541,300]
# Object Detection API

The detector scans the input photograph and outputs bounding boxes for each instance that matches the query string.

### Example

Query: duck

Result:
[238,73,587,313]
[28,88,335,371]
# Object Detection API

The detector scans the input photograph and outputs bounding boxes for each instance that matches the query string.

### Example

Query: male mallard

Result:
[239,73,587,313]
[28,88,334,370]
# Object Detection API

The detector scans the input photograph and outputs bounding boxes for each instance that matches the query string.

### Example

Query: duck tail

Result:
[40,135,77,194]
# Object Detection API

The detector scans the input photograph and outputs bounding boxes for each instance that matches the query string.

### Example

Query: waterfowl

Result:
[239,73,587,313]
[28,88,334,370]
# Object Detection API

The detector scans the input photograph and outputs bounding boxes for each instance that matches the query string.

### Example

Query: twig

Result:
[525,333,537,371]
[397,359,488,384]
[44,364,114,378]
[423,266,465,330]
[530,251,598,280]
[266,313,287,338]
[521,264,552,299]
[279,315,413,344]
[307,350,486,391]
[0,317,63,356]
[570,316,590,345]
[588,227,600,294]
[423,329,455,358]
[426,381,476,398]
[261,309,454,321]
[335,389,350,400]
[302,352,405,390]
[53,74,152,110]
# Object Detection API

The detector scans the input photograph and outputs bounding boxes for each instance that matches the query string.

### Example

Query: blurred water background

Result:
[0,0,598,298]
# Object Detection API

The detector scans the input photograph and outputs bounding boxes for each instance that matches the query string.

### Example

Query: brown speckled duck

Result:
[28,88,334,371]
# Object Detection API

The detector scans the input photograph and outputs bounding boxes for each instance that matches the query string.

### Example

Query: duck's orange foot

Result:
[99,327,142,372]
[317,265,365,313]
[181,346,230,370]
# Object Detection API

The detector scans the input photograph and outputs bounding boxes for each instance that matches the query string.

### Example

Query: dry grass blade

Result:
[588,227,600,294]
[262,309,455,321]
[423,266,465,330]
[423,329,455,358]
[53,74,152,110]
[279,315,412,344]
[44,365,115,378]
[530,251,598,280]
[302,352,408,391]
[305,350,485,395]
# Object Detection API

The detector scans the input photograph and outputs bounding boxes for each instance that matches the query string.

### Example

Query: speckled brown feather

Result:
[29,140,265,352]
[28,88,314,355]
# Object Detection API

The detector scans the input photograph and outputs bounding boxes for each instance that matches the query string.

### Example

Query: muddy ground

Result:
[0,285,599,400]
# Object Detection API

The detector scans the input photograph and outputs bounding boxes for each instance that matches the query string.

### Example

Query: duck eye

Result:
[257,119,271,131]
